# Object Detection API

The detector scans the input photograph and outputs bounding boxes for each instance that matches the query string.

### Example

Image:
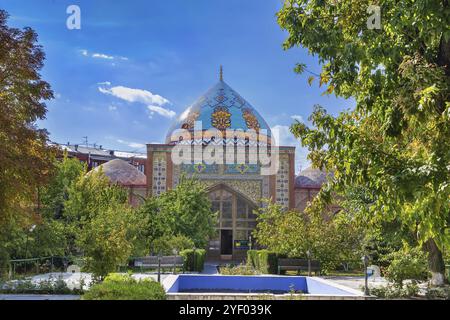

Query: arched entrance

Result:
[207,184,257,260]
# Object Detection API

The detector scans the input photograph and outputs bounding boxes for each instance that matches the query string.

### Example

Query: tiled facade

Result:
[143,77,327,260]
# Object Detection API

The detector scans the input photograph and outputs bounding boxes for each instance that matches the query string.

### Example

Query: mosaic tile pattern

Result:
[224,163,260,174]
[181,163,219,174]
[152,153,167,196]
[276,154,290,208]
[166,80,271,145]
[201,179,262,204]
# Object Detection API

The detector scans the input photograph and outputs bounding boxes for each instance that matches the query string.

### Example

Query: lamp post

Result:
[172,249,178,274]
[193,247,197,272]
[362,255,370,296]
[306,250,312,277]
[157,252,162,283]
[24,225,36,274]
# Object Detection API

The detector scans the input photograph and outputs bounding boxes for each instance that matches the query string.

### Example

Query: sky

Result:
[1,0,353,172]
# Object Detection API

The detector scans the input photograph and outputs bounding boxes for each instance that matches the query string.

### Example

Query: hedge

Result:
[180,249,206,272]
[247,250,278,274]
[82,273,166,300]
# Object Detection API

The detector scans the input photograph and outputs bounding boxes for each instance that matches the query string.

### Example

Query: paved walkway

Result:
[201,263,219,274]
[322,275,388,292]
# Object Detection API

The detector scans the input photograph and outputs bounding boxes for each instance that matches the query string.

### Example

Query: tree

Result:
[139,176,215,250]
[157,176,216,248]
[0,9,56,226]
[253,200,364,272]
[65,169,143,279]
[278,0,449,284]
[77,204,136,280]
[135,196,171,255]
[40,152,85,220]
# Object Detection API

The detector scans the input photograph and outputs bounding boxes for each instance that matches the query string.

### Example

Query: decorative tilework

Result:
[152,153,166,196]
[201,179,262,204]
[242,108,260,132]
[165,80,271,145]
[224,163,260,175]
[211,106,231,130]
[181,163,219,174]
[276,155,290,208]
[172,164,181,188]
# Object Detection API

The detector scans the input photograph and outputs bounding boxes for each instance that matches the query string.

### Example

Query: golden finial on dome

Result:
[219,65,223,81]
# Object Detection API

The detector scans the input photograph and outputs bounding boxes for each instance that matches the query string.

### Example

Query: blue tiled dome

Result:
[166,79,271,145]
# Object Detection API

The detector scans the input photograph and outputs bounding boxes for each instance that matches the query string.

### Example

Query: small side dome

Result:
[295,167,328,188]
[93,159,146,186]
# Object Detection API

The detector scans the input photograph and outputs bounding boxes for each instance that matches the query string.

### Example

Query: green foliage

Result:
[135,196,170,255]
[152,235,194,256]
[65,169,144,280]
[425,286,450,300]
[180,249,206,272]
[0,275,82,295]
[157,176,215,248]
[40,153,85,220]
[383,245,428,287]
[278,0,450,281]
[0,9,58,275]
[220,264,259,275]
[246,250,278,274]
[370,283,420,299]
[0,10,56,228]
[139,175,215,252]
[253,200,364,272]
[82,273,166,300]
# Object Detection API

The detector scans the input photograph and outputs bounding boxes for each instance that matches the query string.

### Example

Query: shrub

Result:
[425,286,450,300]
[219,264,259,275]
[247,250,278,274]
[370,283,419,299]
[0,275,82,295]
[383,245,428,287]
[247,250,258,270]
[152,235,194,255]
[180,249,205,272]
[82,273,166,300]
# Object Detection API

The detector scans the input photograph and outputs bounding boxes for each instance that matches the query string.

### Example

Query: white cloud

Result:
[108,105,117,112]
[291,115,305,123]
[99,85,174,119]
[80,49,128,61]
[92,53,114,60]
[147,105,176,119]
[98,81,111,86]
[99,86,170,106]
[116,139,145,149]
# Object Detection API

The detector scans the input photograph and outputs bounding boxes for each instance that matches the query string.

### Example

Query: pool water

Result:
[165,275,358,296]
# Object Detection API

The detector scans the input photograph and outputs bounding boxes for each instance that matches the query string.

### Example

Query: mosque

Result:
[145,69,327,260]
[86,69,328,260]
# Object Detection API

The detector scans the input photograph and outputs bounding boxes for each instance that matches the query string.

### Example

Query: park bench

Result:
[277,258,321,276]
[134,255,184,273]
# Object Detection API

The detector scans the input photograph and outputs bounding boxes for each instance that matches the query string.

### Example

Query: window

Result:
[237,198,247,219]
[208,187,257,249]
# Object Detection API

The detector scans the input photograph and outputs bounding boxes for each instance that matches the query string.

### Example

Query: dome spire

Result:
[219,65,223,81]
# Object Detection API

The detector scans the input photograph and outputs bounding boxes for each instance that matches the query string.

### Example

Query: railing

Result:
[6,256,85,280]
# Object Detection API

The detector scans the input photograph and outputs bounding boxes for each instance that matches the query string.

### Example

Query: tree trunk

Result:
[423,238,446,286]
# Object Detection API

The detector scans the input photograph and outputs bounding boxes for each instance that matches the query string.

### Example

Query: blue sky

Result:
[1,0,353,171]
